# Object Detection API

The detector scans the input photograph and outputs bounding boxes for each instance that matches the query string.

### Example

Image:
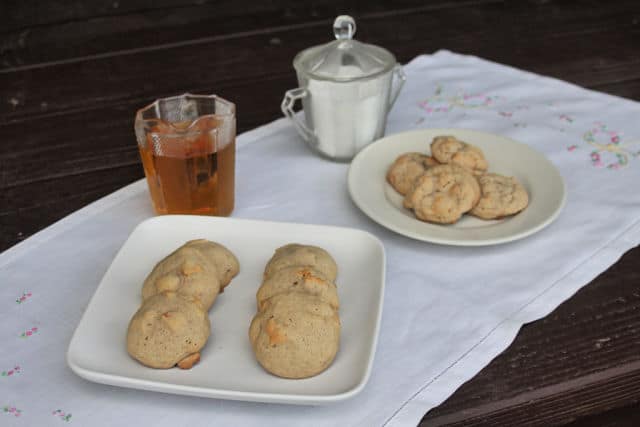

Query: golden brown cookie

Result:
[430,135,488,175]
[404,164,481,224]
[386,152,440,195]
[183,239,240,291]
[249,293,340,379]
[256,266,339,311]
[470,173,529,219]
[142,246,221,310]
[127,292,210,369]
[263,244,338,282]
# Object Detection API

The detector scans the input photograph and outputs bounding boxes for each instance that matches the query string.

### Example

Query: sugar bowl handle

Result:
[388,64,407,112]
[281,88,314,142]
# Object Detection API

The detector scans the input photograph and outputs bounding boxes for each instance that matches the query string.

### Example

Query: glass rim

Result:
[135,93,235,129]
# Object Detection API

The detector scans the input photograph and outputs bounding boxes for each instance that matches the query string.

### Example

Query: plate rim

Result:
[347,128,567,246]
[66,215,386,405]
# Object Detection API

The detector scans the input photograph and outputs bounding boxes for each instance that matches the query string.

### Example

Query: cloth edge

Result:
[385,217,640,426]
[0,119,292,269]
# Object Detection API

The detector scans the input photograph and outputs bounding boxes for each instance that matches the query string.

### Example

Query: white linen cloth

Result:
[2,50,640,426]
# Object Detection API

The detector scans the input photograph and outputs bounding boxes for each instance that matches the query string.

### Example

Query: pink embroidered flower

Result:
[1,365,20,377]
[20,326,39,338]
[16,291,32,304]
[3,406,22,417]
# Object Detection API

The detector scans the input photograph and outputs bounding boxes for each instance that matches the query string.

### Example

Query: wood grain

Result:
[2,0,638,254]
[2,0,640,425]
[1,1,503,68]
[421,249,640,425]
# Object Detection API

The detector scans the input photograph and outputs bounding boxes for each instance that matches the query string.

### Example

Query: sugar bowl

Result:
[281,15,406,161]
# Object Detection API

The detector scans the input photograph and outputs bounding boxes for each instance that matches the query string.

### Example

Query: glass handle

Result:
[388,64,407,112]
[281,88,314,142]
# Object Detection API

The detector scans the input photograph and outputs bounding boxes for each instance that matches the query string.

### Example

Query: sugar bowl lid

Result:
[293,15,397,82]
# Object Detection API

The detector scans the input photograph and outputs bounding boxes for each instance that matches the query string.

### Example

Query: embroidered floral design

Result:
[3,406,22,417]
[2,366,21,377]
[418,85,498,114]
[499,111,513,118]
[20,327,38,338]
[16,291,32,304]
[559,114,574,123]
[53,409,72,422]
[574,122,638,169]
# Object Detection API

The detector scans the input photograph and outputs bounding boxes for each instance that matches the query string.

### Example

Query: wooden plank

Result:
[421,248,640,425]
[0,165,142,249]
[2,0,639,123]
[2,1,640,425]
[564,402,640,426]
[0,0,500,69]
[2,1,639,254]
[424,364,640,426]
[0,73,289,191]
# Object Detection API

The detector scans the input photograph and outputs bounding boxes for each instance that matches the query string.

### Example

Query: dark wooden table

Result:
[2,1,639,425]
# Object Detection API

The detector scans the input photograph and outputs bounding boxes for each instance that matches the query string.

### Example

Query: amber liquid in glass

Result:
[139,118,235,216]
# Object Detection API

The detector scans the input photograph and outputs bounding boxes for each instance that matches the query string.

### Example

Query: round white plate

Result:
[348,129,566,246]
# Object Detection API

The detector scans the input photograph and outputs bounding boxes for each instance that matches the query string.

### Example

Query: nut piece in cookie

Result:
[386,152,440,195]
[470,173,529,220]
[404,164,481,224]
[127,292,210,369]
[183,239,240,291]
[430,135,488,175]
[176,352,201,369]
[249,293,340,379]
[142,246,221,310]
[257,266,339,311]
[263,244,337,282]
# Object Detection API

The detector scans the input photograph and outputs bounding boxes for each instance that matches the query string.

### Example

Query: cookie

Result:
[127,291,210,369]
[430,135,488,175]
[249,293,340,379]
[263,244,338,282]
[256,266,339,311]
[183,239,240,291]
[142,246,221,310]
[470,173,529,219]
[386,152,440,195]
[404,164,481,224]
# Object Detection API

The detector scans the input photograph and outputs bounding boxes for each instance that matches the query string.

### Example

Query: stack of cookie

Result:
[387,135,529,224]
[249,244,341,379]
[127,239,239,369]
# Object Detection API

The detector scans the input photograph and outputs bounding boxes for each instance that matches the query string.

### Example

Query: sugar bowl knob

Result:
[333,15,356,40]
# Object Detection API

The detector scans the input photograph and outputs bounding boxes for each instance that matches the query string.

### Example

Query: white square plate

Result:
[67,215,385,405]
